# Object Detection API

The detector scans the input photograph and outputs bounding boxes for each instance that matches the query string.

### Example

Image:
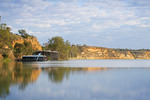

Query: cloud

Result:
[0,0,150,48]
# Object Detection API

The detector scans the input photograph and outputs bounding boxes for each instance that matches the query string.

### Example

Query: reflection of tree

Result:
[0,62,41,98]
[47,68,70,83]
[0,79,10,98]
[0,62,12,98]
[0,61,107,98]
[44,67,107,83]
[13,64,33,90]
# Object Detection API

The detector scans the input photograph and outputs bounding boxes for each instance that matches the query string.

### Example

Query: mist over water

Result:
[0,60,150,100]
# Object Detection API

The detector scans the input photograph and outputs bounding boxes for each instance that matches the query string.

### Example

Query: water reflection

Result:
[43,67,107,83]
[0,62,108,98]
[0,62,41,98]
[1,61,150,100]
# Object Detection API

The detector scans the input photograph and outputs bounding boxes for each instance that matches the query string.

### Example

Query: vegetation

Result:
[115,48,150,52]
[0,23,12,49]
[69,45,80,58]
[1,58,12,63]
[14,41,34,58]
[45,36,84,60]
[0,62,36,98]
[1,18,150,61]
[47,36,70,60]
[0,62,96,98]
[0,23,35,60]
[18,30,30,38]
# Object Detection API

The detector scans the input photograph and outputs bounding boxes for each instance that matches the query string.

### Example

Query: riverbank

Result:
[69,46,150,60]
[0,58,14,62]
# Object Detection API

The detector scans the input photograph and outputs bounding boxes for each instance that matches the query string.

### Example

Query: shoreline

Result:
[69,57,150,60]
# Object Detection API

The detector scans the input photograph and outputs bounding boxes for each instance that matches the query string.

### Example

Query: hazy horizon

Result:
[0,0,150,49]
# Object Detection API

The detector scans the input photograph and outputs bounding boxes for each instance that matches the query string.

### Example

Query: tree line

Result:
[0,23,86,60]
[43,36,85,60]
[1,21,150,61]
[0,23,35,59]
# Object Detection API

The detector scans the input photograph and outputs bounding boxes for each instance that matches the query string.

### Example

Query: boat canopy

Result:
[22,55,45,58]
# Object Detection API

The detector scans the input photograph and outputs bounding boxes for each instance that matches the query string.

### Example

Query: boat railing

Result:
[36,53,41,61]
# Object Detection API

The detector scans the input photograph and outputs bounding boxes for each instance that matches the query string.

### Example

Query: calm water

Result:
[0,60,150,100]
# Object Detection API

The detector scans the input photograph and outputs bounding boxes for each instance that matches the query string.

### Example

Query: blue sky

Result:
[0,0,150,49]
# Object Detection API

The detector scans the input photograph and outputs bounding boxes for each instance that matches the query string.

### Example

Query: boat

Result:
[20,53,47,61]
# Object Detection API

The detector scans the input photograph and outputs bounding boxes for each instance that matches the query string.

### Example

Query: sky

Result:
[0,0,150,49]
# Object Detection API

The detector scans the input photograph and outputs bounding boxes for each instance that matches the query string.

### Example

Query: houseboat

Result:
[21,53,47,61]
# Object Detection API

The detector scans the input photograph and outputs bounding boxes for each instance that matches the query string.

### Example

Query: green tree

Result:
[14,43,25,58]
[0,23,11,48]
[47,36,70,60]
[14,41,35,58]
[18,30,29,38]
[69,45,80,58]
[24,41,34,55]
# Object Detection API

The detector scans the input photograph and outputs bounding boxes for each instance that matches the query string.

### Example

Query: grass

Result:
[0,58,13,63]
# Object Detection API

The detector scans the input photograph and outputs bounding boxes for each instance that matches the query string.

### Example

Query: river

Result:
[0,60,150,100]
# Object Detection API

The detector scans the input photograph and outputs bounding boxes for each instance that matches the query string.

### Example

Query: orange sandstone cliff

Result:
[70,46,150,59]
[0,35,42,60]
[12,36,42,51]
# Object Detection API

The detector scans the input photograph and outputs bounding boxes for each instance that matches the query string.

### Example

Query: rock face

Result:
[0,35,42,60]
[132,51,150,59]
[0,53,3,60]
[12,36,42,51]
[70,46,150,59]
[25,37,42,50]
[12,38,24,47]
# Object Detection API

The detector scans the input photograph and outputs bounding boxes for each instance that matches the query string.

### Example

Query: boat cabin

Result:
[21,55,47,61]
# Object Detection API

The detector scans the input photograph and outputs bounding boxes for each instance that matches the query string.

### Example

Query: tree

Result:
[18,30,29,38]
[47,36,70,60]
[69,45,80,58]
[24,41,34,55]
[14,41,35,58]
[0,23,12,49]
[14,43,25,58]
[48,36,65,50]
[65,40,71,58]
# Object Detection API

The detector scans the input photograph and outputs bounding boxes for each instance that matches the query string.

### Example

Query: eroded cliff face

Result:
[25,37,42,50]
[70,46,150,59]
[12,38,24,47]
[0,49,16,60]
[0,53,2,60]
[132,51,150,59]
[0,36,42,60]
[12,36,42,51]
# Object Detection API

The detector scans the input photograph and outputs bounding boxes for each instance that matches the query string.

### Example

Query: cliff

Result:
[0,34,42,60]
[131,51,150,59]
[0,23,43,60]
[70,46,150,59]
[12,36,42,51]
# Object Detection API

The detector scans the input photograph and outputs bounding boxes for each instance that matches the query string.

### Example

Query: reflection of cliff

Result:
[84,67,107,72]
[70,46,150,59]
[12,67,41,84]
[0,62,109,98]
[43,67,107,83]
[0,62,41,98]
[0,62,13,98]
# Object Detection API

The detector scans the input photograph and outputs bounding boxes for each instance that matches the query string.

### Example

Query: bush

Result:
[2,53,9,58]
